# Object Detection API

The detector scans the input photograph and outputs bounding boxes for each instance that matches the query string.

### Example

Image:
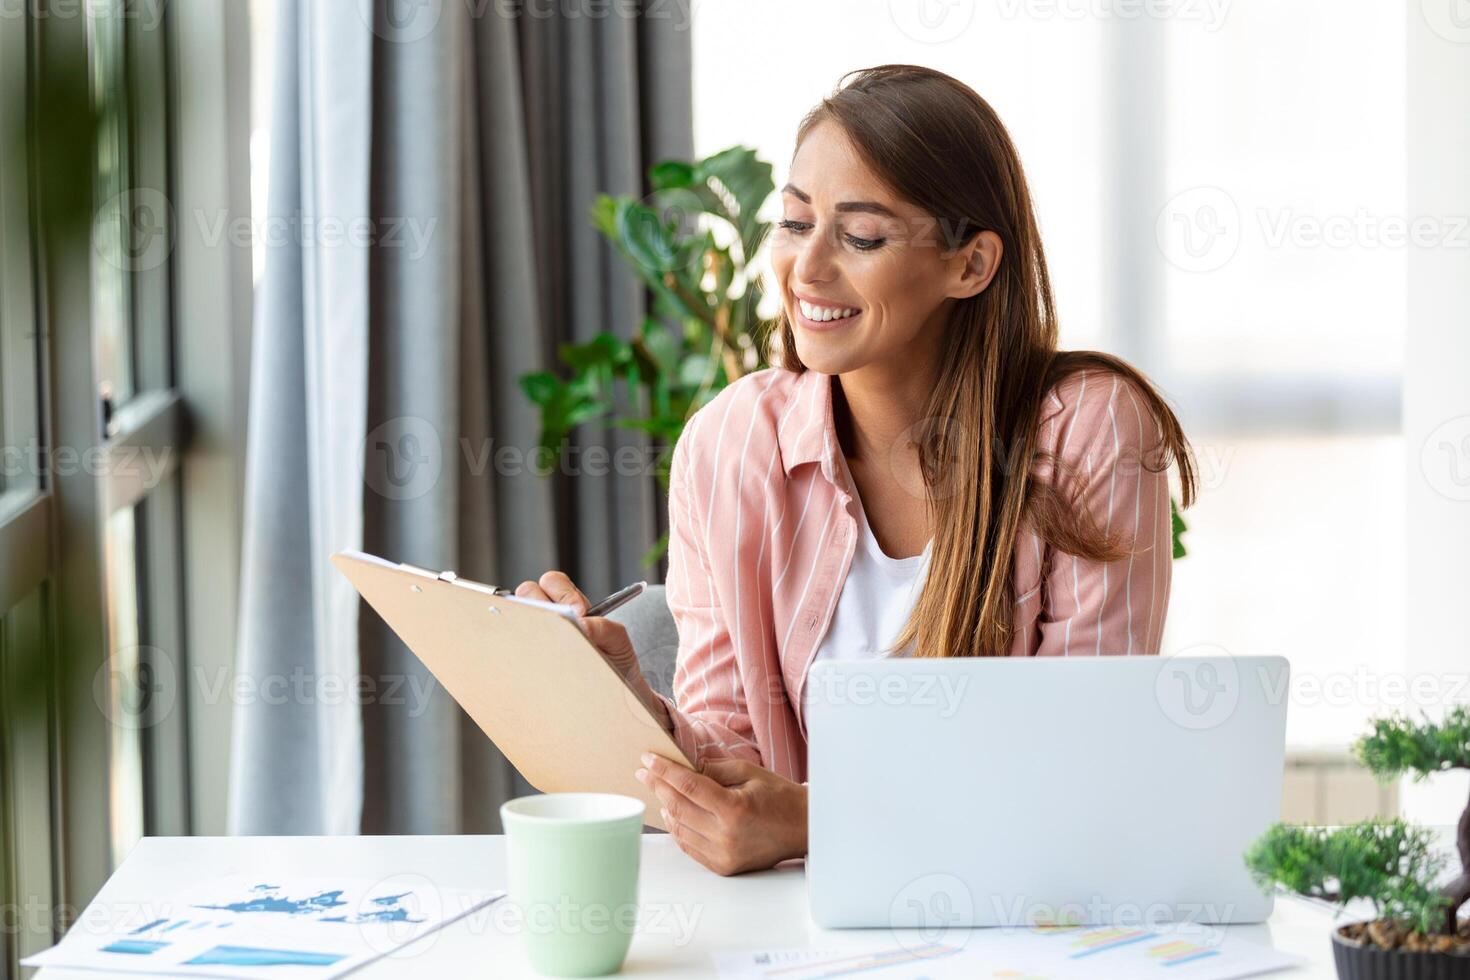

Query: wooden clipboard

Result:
[331,550,691,830]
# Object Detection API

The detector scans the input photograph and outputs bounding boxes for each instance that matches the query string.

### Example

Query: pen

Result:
[584,580,647,617]
[489,580,646,616]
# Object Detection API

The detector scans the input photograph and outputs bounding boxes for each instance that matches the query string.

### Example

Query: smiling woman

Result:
[518,65,1198,877]
[767,65,1197,666]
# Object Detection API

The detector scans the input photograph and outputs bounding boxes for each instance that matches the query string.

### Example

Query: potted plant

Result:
[1245,705,1470,978]
[518,146,775,567]
[519,147,1190,566]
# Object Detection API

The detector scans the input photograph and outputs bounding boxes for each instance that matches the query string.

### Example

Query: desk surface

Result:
[37,834,1342,978]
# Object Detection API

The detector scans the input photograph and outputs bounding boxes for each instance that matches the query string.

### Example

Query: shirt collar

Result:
[777,368,841,483]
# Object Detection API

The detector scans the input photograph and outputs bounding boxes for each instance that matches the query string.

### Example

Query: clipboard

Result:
[331,550,691,830]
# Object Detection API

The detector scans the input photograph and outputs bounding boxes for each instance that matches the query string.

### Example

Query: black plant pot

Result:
[1332,925,1470,980]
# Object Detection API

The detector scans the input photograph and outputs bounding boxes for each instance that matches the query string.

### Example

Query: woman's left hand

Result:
[635,753,807,876]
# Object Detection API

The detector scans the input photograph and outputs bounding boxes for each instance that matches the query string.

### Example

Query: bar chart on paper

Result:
[713,921,1305,980]
[22,874,503,978]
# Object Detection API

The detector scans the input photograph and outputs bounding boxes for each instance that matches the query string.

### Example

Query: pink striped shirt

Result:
[654,365,1171,780]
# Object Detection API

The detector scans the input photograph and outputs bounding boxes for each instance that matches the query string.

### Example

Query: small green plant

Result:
[1172,500,1189,559]
[1245,705,1470,953]
[519,147,1189,567]
[518,146,775,567]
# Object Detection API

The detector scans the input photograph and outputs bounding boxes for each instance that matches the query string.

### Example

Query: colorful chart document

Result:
[713,920,1305,980]
[22,874,503,978]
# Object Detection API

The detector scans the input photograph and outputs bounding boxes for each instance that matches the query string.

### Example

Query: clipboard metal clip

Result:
[434,568,515,597]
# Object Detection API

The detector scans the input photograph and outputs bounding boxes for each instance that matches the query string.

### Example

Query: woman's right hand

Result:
[514,570,672,732]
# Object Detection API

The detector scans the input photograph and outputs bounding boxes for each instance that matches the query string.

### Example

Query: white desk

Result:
[36,835,1342,978]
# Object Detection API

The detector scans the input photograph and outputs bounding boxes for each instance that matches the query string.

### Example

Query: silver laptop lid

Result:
[805,656,1289,929]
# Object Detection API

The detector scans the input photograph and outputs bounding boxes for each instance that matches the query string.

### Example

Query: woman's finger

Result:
[700,758,760,788]
[514,580,551,602]
[641,753,730,815]
[580,617,639,672]
[663,814,726,874]
[658,802,714,848]
[538,570,589,614]
[641,771,721,837]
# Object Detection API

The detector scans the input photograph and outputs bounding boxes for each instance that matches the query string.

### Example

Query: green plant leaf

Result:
[695,145,774,261]
[1243,820,1454,937]
[616,198,690,277]
[558,333,631,373]
[518,371,561,407]
[589,194,623,250]
[696,146,773,224]
[639,318,680,372]
[678,352,714,389]
[612,415,686,443]
[534,147,780,499]
[1354,705,1470,778]
[648,160,696,190]
[565,399,613,428]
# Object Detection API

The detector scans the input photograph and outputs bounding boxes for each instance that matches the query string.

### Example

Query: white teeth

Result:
[798,299,859,322]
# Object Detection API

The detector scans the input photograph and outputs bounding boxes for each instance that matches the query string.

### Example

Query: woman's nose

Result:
[793,224,838,283]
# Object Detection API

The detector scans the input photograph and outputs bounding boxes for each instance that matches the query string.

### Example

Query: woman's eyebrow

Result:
[781,183,899,218]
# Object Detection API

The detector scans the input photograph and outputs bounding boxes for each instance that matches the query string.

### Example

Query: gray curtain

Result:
[229,0,692,836]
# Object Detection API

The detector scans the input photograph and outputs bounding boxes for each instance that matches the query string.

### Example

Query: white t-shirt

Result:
[811,453,933,663]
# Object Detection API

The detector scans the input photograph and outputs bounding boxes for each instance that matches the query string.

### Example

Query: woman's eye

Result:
[777,219,883,251]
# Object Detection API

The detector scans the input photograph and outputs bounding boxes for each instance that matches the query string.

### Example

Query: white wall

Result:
[1402,3,1470,826]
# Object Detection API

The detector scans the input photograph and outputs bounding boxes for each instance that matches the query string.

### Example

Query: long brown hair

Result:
[767,65,1197,658]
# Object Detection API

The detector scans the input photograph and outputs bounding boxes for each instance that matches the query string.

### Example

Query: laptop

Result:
[804,655,1289,928]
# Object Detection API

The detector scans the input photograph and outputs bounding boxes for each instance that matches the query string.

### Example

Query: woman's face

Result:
[770,120,982,378]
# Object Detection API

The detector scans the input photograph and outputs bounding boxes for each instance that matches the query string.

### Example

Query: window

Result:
[1,7,57,971]
[1156,1,1404,749]
[1,1,250,970]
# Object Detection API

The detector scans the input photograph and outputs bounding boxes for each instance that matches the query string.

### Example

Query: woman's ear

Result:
[948,230,1004,299]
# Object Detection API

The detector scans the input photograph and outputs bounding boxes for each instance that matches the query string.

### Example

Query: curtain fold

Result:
[230,0,692,836]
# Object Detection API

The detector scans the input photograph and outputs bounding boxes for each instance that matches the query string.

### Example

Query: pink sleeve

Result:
[653,424,762,767]
[1034,371,1173,658]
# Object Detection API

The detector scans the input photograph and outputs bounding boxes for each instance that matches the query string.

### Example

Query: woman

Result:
[517,65,1196,876]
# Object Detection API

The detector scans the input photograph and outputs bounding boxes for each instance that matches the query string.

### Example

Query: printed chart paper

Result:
[714,920,1305,980]
[23,874,503,978]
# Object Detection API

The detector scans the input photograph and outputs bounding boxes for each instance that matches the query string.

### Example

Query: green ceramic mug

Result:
[500,793,645,977]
